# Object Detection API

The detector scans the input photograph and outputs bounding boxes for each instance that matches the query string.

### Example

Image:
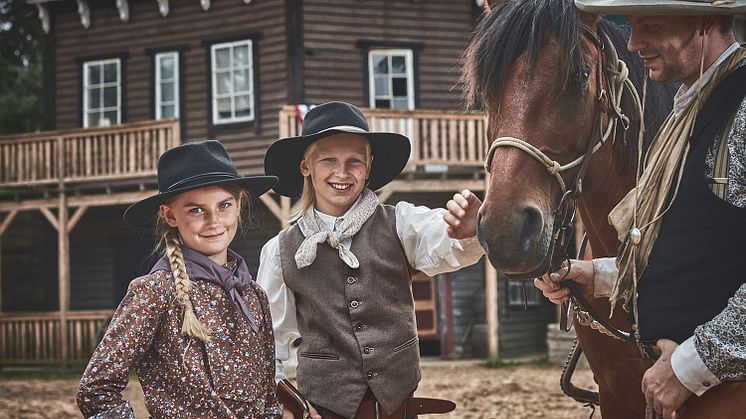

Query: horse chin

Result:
[477,213,553,278]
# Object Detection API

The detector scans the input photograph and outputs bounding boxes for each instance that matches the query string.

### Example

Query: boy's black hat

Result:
[123,140,278,227]
[264,101,411,197]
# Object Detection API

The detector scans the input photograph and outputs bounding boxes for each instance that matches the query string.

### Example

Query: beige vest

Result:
[278,205,421,418]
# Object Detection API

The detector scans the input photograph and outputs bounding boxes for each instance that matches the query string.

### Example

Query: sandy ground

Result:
[0,360,599,419]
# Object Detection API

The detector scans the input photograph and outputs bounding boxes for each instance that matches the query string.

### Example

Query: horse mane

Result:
[460,0,677,162]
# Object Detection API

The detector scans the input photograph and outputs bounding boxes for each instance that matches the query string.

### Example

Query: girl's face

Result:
[160,186,240,265]
[300,133,372,217]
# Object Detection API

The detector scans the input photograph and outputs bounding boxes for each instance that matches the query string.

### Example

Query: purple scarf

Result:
[151,247,259,333]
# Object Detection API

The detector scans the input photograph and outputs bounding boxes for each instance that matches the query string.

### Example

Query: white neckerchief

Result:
[674,42,740,117]
[294,189,379,269]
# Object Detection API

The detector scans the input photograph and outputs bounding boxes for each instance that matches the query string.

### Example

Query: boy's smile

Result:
[301,133,372,217]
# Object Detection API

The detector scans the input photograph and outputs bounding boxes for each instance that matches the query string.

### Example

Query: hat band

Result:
[166,172,239,191]
[305,125,370,136]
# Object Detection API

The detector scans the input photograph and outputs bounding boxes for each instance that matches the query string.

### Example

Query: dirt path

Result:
[0,360,599,418]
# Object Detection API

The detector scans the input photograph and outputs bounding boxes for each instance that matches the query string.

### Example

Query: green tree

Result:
[0,0,43,135]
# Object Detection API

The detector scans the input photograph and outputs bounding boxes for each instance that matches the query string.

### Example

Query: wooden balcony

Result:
[279,106,487,170]
[0,310,111,366]
[0,119,180,189]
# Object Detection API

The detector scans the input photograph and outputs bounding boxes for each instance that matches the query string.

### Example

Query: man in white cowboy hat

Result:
[535,1,746,418]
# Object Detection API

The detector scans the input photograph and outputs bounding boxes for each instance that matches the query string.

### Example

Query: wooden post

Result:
[484,173,499,359]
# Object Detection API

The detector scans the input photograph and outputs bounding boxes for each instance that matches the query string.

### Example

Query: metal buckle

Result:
[375,401,381,419]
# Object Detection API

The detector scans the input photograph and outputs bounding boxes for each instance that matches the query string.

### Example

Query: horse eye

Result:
[579,68,590,84]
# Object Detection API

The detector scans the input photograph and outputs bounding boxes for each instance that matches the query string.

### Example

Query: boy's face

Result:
[160,185,240,265]
[300,133,372,216]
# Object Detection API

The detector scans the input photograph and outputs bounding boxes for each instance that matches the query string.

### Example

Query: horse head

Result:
[462,0,652,278]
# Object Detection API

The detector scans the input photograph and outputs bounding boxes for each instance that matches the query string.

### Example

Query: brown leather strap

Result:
[320,397,456,419]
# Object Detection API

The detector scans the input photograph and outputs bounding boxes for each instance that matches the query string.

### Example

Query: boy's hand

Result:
[444,189,482,239]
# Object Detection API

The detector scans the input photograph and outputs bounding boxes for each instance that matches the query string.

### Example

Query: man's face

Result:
[627,15,703,85]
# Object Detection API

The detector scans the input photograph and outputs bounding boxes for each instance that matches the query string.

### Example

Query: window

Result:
[155,52,179,119]
[368,49,414,110]
[211,39,254,124]
[83,59,121,127]
[508,280,541,307]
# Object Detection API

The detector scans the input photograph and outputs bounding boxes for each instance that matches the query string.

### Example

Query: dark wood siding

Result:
[302,0,475,109]
[49,0,288,174]
[497,277,556,358]
[1,212,58,311]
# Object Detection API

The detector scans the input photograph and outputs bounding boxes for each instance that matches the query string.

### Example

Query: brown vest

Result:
[278,205,421,418]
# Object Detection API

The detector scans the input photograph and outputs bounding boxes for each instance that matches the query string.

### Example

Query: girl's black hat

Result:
[123,140,278,227]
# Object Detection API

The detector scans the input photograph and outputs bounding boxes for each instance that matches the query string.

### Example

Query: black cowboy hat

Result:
[123,140,278,227]
[264,101,411,197]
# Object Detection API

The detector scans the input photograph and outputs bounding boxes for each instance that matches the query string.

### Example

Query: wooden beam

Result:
[67,205,89,233]
[484,173,499,359]
[0,190,156,212]
[377,189,394,204]
[0,210,18,237]
[39,207,59,231]
[260,194,284,225]
[58,192,70,367]
[384,178,485,194]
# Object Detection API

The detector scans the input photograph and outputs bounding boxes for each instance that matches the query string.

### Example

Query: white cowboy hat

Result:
[575,0,746,15]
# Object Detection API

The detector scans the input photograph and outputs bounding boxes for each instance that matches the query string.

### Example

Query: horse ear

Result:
[481,0,501,13]
[579,11,602,27]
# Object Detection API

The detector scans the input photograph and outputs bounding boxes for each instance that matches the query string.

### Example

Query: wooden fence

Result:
[279,106,487,168]
[0,311,111,366]
[0,119,180,187]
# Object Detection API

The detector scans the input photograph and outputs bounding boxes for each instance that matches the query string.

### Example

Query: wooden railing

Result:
[0,119,180,187]
[0,310,111,365]
[279,106,487,168]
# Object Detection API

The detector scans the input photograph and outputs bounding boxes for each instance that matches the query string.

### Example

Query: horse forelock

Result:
[460,0,585,112]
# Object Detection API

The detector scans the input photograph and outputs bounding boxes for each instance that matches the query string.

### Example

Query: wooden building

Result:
[0,0,555,368]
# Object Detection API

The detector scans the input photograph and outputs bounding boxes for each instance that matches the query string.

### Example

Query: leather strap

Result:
[321,397,456,419]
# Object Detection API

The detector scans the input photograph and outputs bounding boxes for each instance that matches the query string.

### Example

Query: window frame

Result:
[367,48,415,110]
[209,38,255,126]
[507,279,541,307]
[82,58,122,128]
[154,51,180,120]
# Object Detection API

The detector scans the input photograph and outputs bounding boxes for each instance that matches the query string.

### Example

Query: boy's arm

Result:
[77,272,169,418]
[257,236,301,382]
[395,190,484,277]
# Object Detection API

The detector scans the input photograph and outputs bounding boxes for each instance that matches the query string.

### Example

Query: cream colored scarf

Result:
[294,188,379,269]
[608,47,746,312]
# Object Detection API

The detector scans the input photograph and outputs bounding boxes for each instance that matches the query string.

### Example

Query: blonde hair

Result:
[154,183,250,341]
[289,137,372,222]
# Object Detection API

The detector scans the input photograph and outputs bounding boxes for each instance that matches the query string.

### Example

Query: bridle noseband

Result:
[484,24,639,280]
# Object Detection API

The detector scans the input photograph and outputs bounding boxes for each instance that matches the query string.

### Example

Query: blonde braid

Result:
[163,228,212,341]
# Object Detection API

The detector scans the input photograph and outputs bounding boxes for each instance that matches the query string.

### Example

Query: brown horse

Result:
[462,1,674,418]
[462,1,746,418]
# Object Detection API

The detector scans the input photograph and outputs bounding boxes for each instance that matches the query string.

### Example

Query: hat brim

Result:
[264,128,411,198]
[123,175,278,227]
[575,0,746,15]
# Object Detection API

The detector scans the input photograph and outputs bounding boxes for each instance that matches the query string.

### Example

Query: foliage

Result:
[0,0,43,135]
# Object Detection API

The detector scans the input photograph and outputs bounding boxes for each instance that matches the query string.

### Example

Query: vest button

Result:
[346,276,356,284]
[366,371,377,379]
[355,324,365,332]
[363,346,373,354]
[350,300,360,308]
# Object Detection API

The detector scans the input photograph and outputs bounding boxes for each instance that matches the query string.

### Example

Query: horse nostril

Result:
[520,206,543,251]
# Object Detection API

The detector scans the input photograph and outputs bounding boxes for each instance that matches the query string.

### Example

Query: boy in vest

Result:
[259,101,485,419]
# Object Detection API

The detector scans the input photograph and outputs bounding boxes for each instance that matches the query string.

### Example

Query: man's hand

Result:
[444,189,482,239]
[641,339,694,419]
[282,404,321,419]
[533,259,594,304]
